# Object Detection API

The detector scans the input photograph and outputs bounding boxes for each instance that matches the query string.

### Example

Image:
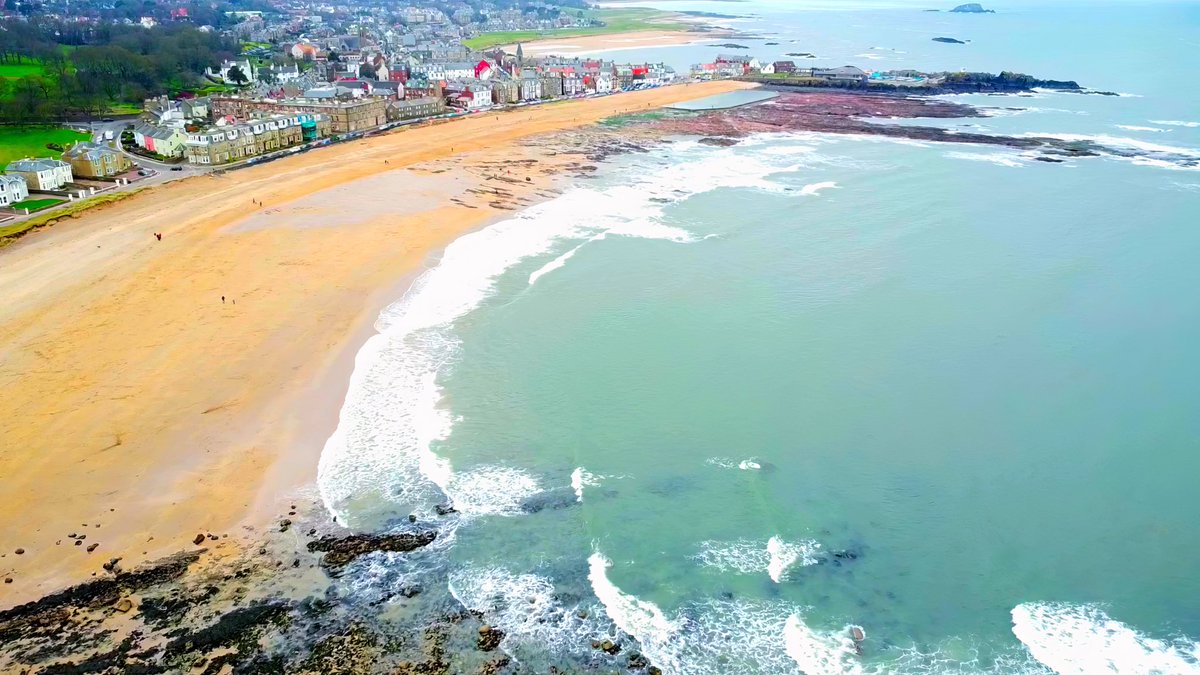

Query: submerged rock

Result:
[698,136,740,147]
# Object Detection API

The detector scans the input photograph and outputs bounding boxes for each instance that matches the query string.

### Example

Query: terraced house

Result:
[185,113,331,165]
[211,96,387,134]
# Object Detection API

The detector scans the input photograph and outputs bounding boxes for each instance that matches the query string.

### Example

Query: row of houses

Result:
[185,112,333,165]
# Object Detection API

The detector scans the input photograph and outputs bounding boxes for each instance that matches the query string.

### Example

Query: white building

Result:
[593,72,615,94]
[5,158,72,191]
[0,174,29,206]
[207,59,257,85]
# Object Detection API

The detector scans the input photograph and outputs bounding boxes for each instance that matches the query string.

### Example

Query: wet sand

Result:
[0,79,754,607]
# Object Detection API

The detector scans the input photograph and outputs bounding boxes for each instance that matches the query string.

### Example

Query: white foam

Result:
[1020,132,1199,157]
[588,552,683,671]
[694,537,820,582]
[944,151,1026,168]
[1012,602,1200,674]
[448,466,542,516]
[528,236,597,286]
[449,566,604,662]
[1151,119,1200,128]
[570,466,604,502]
[799,181,839,196]
[785,614,865,675]
[767,536,819,583]
[1115,124,1170,133]
[706,456,766,470]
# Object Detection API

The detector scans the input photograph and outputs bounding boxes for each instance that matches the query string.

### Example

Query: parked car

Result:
[170,167,183,171]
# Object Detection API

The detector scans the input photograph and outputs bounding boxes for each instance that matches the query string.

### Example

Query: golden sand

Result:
[0,80,753,607]
[500,29,724,57]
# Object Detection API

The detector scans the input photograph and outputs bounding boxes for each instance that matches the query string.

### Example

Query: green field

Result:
[0,190,137,246]
[0,126,89,166]
[10,198,64,212]
[0,62,47,79]
[463,8,688,50]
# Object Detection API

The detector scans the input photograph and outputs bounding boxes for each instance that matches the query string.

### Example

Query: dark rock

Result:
[408,514,417,523]
[14,548,23,555]
[74,540,83,546]
[712,43,749,49]
[102,558,122,573]
[113,598,133,613]
[933,37,967,44]
[698,136,739,147]
[193,533,206,546]
[520,488,578,514]
[278,519,292,532]
[600,639,620,655]
[1034,156,1065,163]
[434,502,457,516]
[628,652,649,669]
[306,530,437,568]
[86,544,99,553]
[477,625,503,651]
[3,578,11,584]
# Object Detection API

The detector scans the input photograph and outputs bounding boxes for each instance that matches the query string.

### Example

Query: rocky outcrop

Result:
[950,3,994,12]
[306,530,437,569]
[933,37,967,44]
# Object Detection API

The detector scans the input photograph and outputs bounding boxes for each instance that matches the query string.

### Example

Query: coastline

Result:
[498,29,724,57]
[0,79,754,609]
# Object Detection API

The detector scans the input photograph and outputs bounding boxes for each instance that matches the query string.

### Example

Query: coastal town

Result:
[0,0,938,228]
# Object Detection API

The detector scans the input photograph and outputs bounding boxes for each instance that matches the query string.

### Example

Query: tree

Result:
[357,62,376,80]
[226,64,249,86]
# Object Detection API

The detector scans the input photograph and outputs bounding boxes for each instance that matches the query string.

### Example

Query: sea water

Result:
[319,1,1200,672]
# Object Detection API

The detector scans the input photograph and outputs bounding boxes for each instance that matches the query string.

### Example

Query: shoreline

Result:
[498,27,727,57]
[0,79,754,609]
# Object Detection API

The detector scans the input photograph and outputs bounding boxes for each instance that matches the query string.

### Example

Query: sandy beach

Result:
[500,29,728,57]
[0,79,752,607]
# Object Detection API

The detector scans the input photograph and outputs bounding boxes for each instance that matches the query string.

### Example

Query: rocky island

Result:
[950,3,995,12]
[933,36,968,44]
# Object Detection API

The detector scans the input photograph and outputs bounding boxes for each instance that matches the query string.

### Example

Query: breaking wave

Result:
[944,151,1026,167]
[317,137,818,524]
[1012,602,1200,674]
[694,537,820,581]
[1151,119,1200,128]
[800,181,839,195]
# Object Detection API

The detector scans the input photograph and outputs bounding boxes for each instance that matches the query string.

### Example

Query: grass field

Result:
[463,8,688,50]
[0,190,137,247]
[0,126,89,166]
[10,198,65,212]
[0,62,47,79]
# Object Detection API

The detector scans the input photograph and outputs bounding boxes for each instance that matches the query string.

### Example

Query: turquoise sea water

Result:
[319,2,1200,672]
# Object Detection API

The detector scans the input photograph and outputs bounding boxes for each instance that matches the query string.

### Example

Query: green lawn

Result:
[10,198,64,212]
[463,8,688,50]
[0,190,137,246]
[0,62,47,79]
[0,126,89,166]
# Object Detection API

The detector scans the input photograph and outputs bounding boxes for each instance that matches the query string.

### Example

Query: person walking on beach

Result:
[221,296,225,304]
